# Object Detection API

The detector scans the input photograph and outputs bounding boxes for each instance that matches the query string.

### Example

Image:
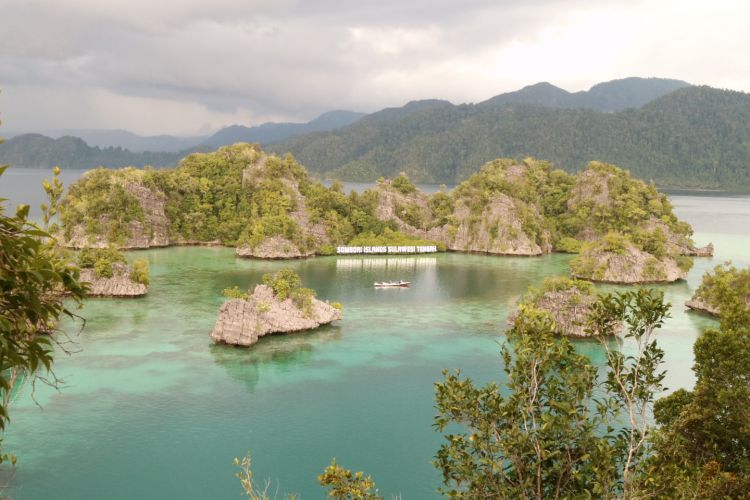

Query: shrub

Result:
[223,286,249,300]
[131,259,150,285]
[262,269,303,301]
[94,259,114,278]
[291,287,315,317]
[676,255,694,273]
[77,246,126,269]
[348,228,438,247]
[555,236,583,253]
[317,244,336,256]
[391,173,416,194]
[77,246,127,278]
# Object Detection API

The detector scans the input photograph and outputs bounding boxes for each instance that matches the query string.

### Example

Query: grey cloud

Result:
[1,0,747,134]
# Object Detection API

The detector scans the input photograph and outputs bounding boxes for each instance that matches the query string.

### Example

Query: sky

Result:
[1,0,749,136]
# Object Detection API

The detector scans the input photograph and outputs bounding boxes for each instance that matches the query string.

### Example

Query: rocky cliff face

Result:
[684,242,714,257]
[80,262,148,297]
[571,240,687,284]
[373,176,550,256]
[448,196,550,255]
[685,297,721,316]
[210,284,342,347]
[235,153,330,259]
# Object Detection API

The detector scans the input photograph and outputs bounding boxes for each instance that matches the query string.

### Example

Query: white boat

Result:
[373,280,411,288]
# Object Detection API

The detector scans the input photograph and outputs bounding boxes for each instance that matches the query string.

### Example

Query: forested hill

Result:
[0,134,180,169]
[479,77,690,111]
[273,86,750,189]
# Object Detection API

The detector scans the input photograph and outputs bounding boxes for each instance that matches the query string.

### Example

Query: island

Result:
[686,263,750,316]
[57,143,710,283]
[507,277,621,337]
[210,269,342,347]
[76,247,149,297]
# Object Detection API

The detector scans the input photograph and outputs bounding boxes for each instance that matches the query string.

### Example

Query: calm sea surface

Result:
[1,169,749,499]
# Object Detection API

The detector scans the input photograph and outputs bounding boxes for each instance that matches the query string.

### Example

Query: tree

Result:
[0,165,87,460]
[40,166,64,233]
[640,287,750,497]
[233,454,387,500]
[318,459,383,500]
[434,306,617,498]
[585,289,670,497]
[434,290,670,499]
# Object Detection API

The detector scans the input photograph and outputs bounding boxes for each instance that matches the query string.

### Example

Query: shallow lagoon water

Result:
[2,171,750,498]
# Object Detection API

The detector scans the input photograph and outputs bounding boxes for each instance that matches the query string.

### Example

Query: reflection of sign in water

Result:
[336,257,437,270]
[336,245,437,254]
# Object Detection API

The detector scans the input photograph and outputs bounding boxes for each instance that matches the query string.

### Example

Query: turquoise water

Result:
[1,171,750,498]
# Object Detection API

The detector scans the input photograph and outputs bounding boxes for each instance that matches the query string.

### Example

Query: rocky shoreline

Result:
[685,297,720,316]
[80,263,148,297]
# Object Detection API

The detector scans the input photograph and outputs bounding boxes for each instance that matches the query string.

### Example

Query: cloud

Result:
[1,0,749,135]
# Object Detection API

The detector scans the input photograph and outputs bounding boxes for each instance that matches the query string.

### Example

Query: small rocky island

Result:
[686,263,750,317]
[570,233,690,284]
[508,277,620,337]
[210,269,342,347]
[77,247,149,297]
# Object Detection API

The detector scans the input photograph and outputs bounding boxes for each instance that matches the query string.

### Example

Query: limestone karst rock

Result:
[210,284,342,347]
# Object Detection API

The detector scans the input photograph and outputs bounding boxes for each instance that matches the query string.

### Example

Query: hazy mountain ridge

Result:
[5,129,205,153]
[0,110,365,169]
[0,134,179,169]
[201,110,366,149]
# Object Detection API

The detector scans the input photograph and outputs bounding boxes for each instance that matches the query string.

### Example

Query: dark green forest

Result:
[274,86,750,189]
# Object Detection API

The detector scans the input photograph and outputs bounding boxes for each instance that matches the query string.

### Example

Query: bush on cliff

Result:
[131,259,150,285]
[61,167,146,244]
[77,246,127,278]
[261,269,315,315]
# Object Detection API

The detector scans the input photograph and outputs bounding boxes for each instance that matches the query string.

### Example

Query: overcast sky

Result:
[1,0,749,136]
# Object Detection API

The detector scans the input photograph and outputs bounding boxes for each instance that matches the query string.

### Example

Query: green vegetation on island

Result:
[58,144,703,281]
[223,269,314,310]
[212,269,341,347]
[686,263,750,316]
[373,157,701,280]
[508,276,603,337]
[58,143,442,257]
[76,246,149,286]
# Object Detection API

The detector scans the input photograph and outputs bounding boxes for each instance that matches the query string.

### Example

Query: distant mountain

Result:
[36,129,206,153]
[273,83,750,189]
[0,110,365,169]
[7,78,747,189]
[479,77,691,111]
[0,134,180,169]
[202,110,366,149]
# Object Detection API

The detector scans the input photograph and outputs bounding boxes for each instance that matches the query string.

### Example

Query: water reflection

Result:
[209,325,343,391]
